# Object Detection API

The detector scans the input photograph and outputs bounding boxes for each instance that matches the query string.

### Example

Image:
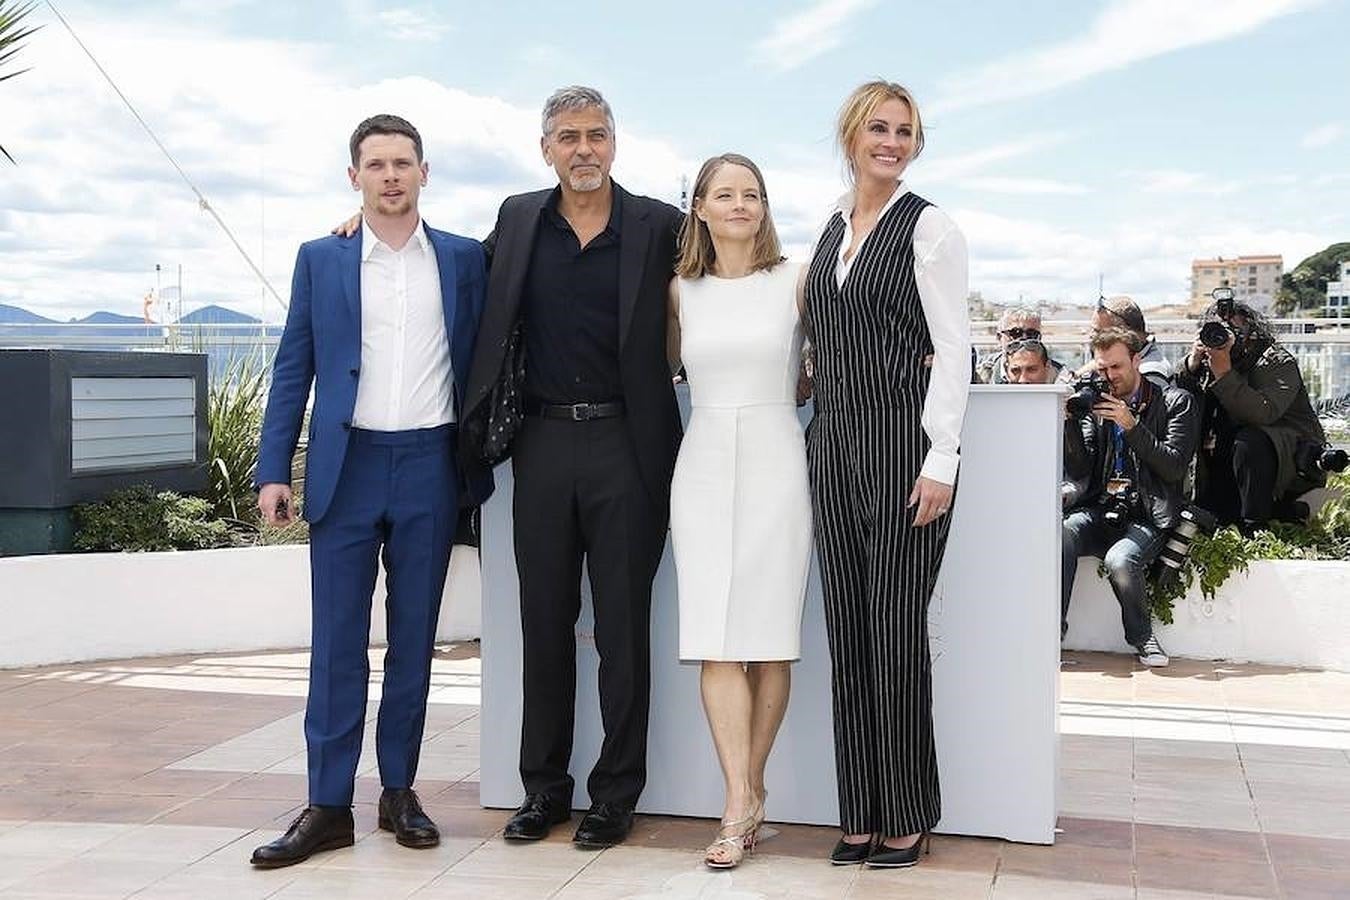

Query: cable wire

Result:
[44,0,288,311]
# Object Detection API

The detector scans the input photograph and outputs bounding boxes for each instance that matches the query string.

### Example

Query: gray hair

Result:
[541,85,615,136]
[998,306,1041,330]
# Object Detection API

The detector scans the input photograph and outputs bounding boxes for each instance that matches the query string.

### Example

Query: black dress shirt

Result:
[522,187,623,404]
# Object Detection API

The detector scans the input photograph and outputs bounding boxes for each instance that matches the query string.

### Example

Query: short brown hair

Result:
[349,114,423,166]
[1097,295,1147,334]
[1091,327,1144,356]
[675,153,784,279]
[836,80,925,182]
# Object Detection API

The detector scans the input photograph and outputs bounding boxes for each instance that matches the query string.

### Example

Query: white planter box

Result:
[1064,558,1350,671]
[0,543,482,669]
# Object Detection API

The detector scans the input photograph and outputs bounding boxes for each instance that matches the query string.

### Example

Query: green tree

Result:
[0,1,39,164]
[1275,242,1350,314]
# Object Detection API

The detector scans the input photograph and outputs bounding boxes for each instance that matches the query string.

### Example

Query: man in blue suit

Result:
[250,114,488,868]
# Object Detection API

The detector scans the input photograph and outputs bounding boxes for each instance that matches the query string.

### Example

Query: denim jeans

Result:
[1062,507,1167,647]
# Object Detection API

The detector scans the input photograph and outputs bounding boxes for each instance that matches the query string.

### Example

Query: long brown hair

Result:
[676,153,784,279]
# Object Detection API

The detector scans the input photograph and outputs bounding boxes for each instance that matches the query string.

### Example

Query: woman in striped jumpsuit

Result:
[804,80,971,869]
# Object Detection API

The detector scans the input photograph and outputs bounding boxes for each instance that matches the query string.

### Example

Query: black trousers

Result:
[511,415,666,809]
[1199,425,1279,526]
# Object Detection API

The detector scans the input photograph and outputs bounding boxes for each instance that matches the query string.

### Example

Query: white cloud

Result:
[955,177,1090,195]
[918,134,1069,183]
[1,19,693,322]
[375,8,452,42]
[1301,123,1344,149]
[752,0,875,72]
[1132,169,1244,195]
[932,0,1322,114]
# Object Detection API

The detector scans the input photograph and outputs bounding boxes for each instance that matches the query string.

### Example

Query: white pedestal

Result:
[479,385,1062,844]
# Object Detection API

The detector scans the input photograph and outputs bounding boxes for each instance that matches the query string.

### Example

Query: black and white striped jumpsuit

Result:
[804,189,966,838]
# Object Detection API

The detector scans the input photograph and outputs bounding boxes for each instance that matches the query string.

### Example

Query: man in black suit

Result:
[458,86,683,847]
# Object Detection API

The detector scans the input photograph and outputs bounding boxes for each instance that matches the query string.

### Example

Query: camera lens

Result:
[1198,321,1230,349]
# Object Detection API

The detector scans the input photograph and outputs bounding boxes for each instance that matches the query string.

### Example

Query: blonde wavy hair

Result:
[836,80,925,183]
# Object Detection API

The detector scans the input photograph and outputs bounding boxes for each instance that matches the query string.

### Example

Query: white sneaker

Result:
[1136,636,1170,667]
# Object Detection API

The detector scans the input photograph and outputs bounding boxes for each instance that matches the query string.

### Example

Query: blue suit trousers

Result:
[305,425,457,807]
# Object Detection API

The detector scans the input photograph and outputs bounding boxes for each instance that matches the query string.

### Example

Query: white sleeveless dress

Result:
[671,263,812,661]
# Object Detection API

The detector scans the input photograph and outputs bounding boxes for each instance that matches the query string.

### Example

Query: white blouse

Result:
[828,183,971,485]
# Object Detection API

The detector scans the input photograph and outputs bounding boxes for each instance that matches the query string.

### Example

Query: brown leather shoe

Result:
[250,806,354,868]
[378,788,440,848]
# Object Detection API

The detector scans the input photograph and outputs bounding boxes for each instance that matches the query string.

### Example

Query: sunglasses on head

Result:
[1000,327,1041,340]
[1005,338,1047,356]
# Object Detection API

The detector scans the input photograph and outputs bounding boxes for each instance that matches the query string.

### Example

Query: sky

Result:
[1,0,1347,321]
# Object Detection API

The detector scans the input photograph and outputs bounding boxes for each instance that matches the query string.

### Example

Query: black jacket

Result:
[458,182,685,512]
[1175,338,1326,499]
[1063,377,1199,530]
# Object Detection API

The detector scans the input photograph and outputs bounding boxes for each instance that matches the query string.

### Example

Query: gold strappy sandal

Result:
[704,798,764,870]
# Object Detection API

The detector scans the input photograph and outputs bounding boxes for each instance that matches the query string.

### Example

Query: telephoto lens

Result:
[1153,505,1218,587]
[1066,373,1110,415]
[1294,442,1350,479]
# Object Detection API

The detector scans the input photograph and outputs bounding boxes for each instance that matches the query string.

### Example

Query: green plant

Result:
[206,352,268,525]
[0,1,39,164]
[73,486,234,552]
[1141,472,1350,623]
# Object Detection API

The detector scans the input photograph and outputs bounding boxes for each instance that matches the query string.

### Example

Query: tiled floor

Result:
[0,647,1347,899]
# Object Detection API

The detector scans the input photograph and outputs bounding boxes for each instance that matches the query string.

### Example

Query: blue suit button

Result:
[349,367,359,376]
[342,421,351,430]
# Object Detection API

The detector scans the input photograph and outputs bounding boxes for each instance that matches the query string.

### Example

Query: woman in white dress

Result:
[666,153,812,869]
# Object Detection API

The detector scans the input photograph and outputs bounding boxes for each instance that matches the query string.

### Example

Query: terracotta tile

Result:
[56,792,187,824]
[209,772,309,801]
[153,796,304,829]
[992,873,1133,899]
[1134,823,1266,861]
[1264,833,1350,870]
[1135,851,1278,897]
[1275,864,1350,900]
[0,788,78,820]
[997,842,1134,887]
[1055,816,1133,850]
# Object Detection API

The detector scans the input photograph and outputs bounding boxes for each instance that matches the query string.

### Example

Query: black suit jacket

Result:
[459,182,685,514]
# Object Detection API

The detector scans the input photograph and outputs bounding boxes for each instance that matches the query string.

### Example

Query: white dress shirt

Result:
[351,220,455,431]
[830,183,971,485]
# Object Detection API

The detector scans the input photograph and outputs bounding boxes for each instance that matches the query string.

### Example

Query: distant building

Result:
[1327,261,1350,318]
[1190,254,1283,312]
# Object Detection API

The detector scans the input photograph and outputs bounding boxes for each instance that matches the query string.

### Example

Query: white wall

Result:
[1064,559,1350,671]
[0,543,482,669]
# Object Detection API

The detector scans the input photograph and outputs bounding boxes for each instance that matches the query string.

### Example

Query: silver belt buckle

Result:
[569,403,590,421]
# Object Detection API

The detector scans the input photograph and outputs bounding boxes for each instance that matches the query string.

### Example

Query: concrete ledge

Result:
[1064,558,1350,671]
[0,544,482,668]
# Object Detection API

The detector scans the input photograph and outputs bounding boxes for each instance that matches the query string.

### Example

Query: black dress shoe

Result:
[378,787,439,848]
[572,801,635,848]
[828,836,872,865]
[250,805,354,868]
[865,833,931,868]
[503,793,571,841]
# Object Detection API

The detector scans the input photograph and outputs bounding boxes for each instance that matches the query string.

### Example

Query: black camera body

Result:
[1100,487,1140,528]
[1199,286,1237,350]
[1198,320,1232,349]
[1294,441,1350,480]
[1066,372,1112,416]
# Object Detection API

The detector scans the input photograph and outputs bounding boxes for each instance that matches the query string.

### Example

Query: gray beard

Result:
[568,172,603,192]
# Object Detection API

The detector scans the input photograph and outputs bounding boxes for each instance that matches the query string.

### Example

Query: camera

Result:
[1211,286,1235,319]
[1100,487,1140,528]
[1199,287,1236,349]
[1151,505,1218,588]
[1294,441,1350,480]
[1066,372,1111,415]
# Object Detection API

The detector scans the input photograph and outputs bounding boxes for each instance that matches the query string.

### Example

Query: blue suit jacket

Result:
[255,223,490,524]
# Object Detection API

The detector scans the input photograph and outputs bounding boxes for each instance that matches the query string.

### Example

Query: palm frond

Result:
[0,0,40,165]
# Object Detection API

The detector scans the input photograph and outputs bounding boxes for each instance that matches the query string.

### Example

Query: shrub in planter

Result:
[1141,472,1350,624]
[73,486,234,552]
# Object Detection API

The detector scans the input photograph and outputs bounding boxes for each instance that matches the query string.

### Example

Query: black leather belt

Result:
[525,400,625,421]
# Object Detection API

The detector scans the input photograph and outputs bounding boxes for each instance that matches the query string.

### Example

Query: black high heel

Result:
[865,831,931,868]
[828,835,873,865]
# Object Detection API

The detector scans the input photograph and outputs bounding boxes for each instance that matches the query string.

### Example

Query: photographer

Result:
[1062,328,1199,667]
[977,307,1064,383]
[1177,297,1329,531]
